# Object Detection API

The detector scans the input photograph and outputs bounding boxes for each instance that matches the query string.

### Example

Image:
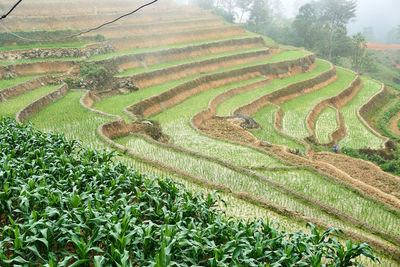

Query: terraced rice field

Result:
[0,74,44,90]
[252,105,306,150]
[315,107,338,144]
[281,67,356,139]
[339,77,386,149]
[1,0,399,265]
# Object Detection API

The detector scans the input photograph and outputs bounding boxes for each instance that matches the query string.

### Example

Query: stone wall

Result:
[0,61,78,79]
[0,43,114,61]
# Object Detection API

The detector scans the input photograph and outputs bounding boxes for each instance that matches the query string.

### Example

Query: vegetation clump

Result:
[0,118,379,266]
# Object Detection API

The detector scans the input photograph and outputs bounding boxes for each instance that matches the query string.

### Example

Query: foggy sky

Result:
[281,0,400,43]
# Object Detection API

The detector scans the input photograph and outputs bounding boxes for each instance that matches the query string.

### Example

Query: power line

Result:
[0,0,23,20]
[0,0,158,42]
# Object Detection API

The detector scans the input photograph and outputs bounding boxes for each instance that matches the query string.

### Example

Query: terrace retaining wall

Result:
[305,75,362,145]
[126,54,315,119]
[0,75,62,102]
[0,61,78,79]
[7,0,174,17]
[129,49,272,88]
[96,36,267,71]
[3,7,208,31]
[112,26,247,51]
[358,84,391,150]
[233,60,336,116]
[15,84,69,123]
[191,80,270,126]
[0,43,114,61]
[96,18,224,38]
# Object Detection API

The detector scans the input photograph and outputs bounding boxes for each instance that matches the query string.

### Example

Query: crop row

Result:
[252,105,306,150]
[315,107,338,144]
[280,67,355,139]
[216,58,331,116]
[339,77,386,149]
[0,74,45,91]
[0,84,61,118]
[94,50,310,121]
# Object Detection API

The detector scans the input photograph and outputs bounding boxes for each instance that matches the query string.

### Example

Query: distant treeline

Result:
[192,0,400,88]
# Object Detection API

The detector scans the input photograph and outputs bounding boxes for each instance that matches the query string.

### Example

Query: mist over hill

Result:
[176,0,400,43]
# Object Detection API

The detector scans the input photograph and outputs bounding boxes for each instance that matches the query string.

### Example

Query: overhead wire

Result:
[0,0,23,20]
[0,0,158,42]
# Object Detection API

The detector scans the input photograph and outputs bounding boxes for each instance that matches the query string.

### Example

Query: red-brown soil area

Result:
[367,43,400,50]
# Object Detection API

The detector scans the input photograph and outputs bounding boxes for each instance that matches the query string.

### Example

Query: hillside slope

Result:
[0,0,399,265]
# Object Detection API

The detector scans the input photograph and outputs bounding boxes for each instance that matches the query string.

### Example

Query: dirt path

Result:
[388,112,400,136]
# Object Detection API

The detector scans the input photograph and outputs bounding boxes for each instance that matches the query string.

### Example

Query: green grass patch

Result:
[339,77,386,149]
[252,105,306,150]
[216,59,330,116]
[0,74,44,90]
[281,67,356,139]
[153,78,264,124]
[116,47,268,77]
[315,107,338,144]
[0,84,60,118]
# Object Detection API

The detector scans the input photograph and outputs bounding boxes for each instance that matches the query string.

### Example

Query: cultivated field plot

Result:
[1,0,399,265]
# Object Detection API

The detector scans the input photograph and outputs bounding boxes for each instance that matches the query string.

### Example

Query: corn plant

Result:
[0,118,379,265]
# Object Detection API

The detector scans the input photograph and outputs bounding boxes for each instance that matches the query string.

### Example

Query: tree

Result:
[190,0,214,9]
[350,32,371,73]
[292,3,319,49]
[317,0,357,62]
[362,27,374,42]
[397,25,400,41]
[235,0,253,23]
[215,0,236,22]
[247,0,273,35]
[292,0,356,62]
[387,26,400,44]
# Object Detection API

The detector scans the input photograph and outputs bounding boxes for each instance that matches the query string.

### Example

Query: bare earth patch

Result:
[313,152,400,199]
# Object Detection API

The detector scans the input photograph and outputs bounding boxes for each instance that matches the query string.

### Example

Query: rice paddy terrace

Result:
[1,0,400,265]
